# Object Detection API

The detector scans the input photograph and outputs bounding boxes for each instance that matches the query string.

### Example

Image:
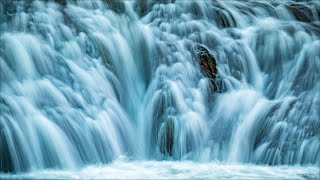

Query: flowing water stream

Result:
[0,0,319,179]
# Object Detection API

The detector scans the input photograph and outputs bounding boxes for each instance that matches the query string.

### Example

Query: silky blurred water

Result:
[1,0,319,176]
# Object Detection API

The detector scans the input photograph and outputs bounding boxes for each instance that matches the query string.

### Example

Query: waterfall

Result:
[1,0,319,173]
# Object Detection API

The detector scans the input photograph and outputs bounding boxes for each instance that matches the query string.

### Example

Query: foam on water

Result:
[0,159,319,179]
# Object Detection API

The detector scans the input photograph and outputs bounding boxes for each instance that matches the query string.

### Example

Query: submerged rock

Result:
[134,0,176,17]
[285,3,319,23]
[159,118,174,156]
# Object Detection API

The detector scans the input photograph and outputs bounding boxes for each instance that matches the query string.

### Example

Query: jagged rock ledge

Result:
[197,45,219,92]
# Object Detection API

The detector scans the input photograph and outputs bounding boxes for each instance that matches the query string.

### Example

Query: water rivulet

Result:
[1,0,319,172]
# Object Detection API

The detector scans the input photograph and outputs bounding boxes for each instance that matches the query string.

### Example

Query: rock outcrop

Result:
[197,45,218,92]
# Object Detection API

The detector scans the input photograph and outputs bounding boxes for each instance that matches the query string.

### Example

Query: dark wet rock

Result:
[216,9,237,28]
[189,1,203,18]
[103,0,126,14]
[149,87,178,157]
[159,118,174,156]
[54,0,67,6]
[208,2,237,28]
[134,0,175,17]
[285,3,319,23]
[134,0,149,17]
[0,124,14,173]
[197,45,219,92]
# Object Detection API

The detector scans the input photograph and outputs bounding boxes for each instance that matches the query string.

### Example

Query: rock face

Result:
[104,0,126,14]
[197,45,218,92]
[285,3,319,23]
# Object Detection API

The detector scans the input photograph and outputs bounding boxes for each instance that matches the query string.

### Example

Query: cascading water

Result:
[0,0,319,178]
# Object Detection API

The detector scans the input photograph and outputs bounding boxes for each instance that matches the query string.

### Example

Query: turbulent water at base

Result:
[0,0,319,176]
[1,158,320,179]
